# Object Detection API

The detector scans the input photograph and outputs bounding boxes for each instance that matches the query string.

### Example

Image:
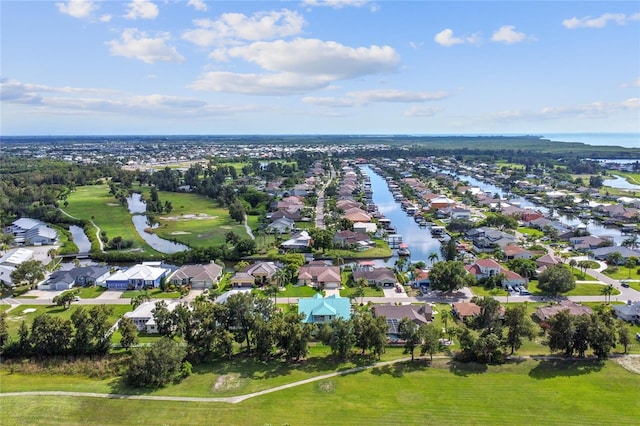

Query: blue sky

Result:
[1,0,639,136]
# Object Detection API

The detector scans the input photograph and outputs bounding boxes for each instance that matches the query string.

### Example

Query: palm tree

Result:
[625,257,638,279]
[569,259,577,274]
[428,252,439,265]
[601,284,614,305]
[275,268,289,288]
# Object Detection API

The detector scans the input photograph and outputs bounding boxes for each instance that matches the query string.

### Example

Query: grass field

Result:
[120,289,182,299]
[4,304,132,337]
[1,358,638,425]
[74,286,107,299]
[139,188,250,246]
[64,185,156,253]
[602,266,640,281]
[526,280,620,297]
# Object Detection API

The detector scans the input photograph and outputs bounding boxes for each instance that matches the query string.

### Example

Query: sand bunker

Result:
[616,357,640,374]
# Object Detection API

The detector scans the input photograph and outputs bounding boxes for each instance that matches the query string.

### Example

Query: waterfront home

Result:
[169,263,223,289]
[466,227,517,253]
[568,235,609,251]
[298,294,351,324]
[266,217,296,234]
[43,266,110,291]
[280,230,313,251]
[352,266,396,288]
[104,264,169,290]
[297,261,341,289]
[333,230,371,248]
[465,258,527,288]
[353,222,377,234]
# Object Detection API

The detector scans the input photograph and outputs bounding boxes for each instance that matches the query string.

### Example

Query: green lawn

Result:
[526,281,621,297]
[64,185,158,253]
[340,285,384,298]
[517,226,544,239]
[4,304,132,338]
[469,285,508,297]
[139,189,250,247]
[256,284,320,298]
[120,289,182,299]
[2,359,638,425]
[602,266,640,281]
[74,286,107,299]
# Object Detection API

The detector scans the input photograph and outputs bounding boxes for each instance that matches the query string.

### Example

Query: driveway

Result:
[382,286,408,298]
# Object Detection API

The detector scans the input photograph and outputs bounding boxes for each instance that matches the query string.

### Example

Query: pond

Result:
[602,175,640,190]
[68,225,91,254]
[127,193,189,254]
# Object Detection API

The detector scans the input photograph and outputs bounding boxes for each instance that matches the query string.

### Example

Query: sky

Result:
[1,0,639,136]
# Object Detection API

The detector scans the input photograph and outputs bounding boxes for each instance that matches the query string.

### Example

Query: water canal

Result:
[452,173,627,245]
[361,165,441,266]
[68,225,91,254]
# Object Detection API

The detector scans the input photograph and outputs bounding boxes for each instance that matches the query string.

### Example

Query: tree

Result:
[625,256,638,278]
[398,318,420,361]
[503,304,537,355]
[119,316,139,350]
[440,238,457,262]
[588,311,617,360]
[428,252,439,265]
[29,314,73,356]
[601,285,614,305]
[506,259,537,280]
[329,318,355,360]
[537,264,576,296]
[152,301,175,337]
[577,260,591,278]
[546,309,575,356]
[419,323,441,361]
[353,312,387,358]
[617,322,632,354]
[0,312,8,348]
[274,311,313,361]
[53,291,76,310]
[10,260,46,289]
[131,291,151,310]
[429,261,476,293]
[606,251,623,266]
[124,338,187,388]
[470,297,503,334]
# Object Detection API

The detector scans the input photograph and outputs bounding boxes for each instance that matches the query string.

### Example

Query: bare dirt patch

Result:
[212,373,244,392]
[316,380,335,393]
[616,356,640,374]
[162,214,217,221]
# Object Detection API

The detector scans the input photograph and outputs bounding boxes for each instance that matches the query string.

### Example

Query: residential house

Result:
[333,230,371,248]
[613,301,640,324]
[352,266,397,288]
[266,217,296,234]
[372,304,432,340]
[452,302,481,321]
[0,248,33,268]
[450,207,472,220]
[103,264,169,290]
[535,254,563,271]
[466,227,517,253]
[534,301,593,322]
[297,261,342,289]
[465,258,527,288]
[43,266,110,291]
[169,263,223,289]
[124,301,183,333]
[230,272,255,288]
[503,244,533,260]
[568,235,608,251]
[591,246,640,263]
[353,222,377,234]
[298,293,351,324]
[281,230,312,251]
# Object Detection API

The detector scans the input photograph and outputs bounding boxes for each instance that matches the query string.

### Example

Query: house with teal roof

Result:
[298,294,351,324]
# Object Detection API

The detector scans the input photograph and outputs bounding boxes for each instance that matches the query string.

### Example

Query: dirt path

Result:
[243,214,254,240]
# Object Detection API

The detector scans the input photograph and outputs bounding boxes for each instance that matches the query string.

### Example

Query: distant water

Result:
[542,133,639,148]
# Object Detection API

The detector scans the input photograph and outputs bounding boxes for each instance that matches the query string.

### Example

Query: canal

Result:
[127,194,189,254]
[452,172,627,245]
[361,165,441,266]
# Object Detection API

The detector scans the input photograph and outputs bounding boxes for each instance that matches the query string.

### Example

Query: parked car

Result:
[621,281,630,288]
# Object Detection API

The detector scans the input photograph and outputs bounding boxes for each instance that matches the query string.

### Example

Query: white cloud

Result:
[56,0,97,18]
[491,25,528,44]
[562,12,640,29]
[404,106,443,117]
[0,78,115,105]
[99,14,112,23]
[189,72,332,95]
[302,0,373,9]
[182,9,305,47]
[434,29,481,47]
[193,38,399,95]
[124,0,159,20]
[304,89,448,107]
[214,38,399,79]
[107,29,184,64]
[187,0,208,12]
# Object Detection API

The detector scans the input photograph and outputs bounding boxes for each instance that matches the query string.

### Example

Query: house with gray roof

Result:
[43,266,110,291]
[169,263,223,289]
[613,301,640,324]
